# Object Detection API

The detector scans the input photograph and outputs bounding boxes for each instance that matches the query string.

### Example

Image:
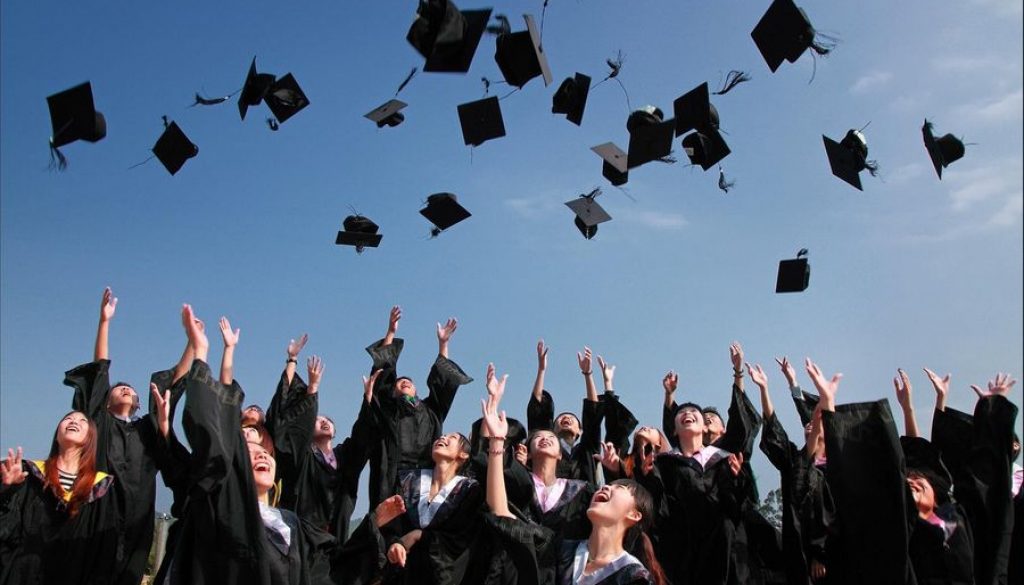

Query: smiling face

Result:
[432,432,469,465]
[587,482,643,527]
[57,412,91,449]
[313,415,335,441]
[248,442,277,495]
[633,426,667,457]
[107,384,139,416]
[528,430,561,460]
[554,413,581,441]
[703,412,724,443]
[907,472,937,518]
[674,405,705,440]
[394,377,417,398]
[242,426,263,444]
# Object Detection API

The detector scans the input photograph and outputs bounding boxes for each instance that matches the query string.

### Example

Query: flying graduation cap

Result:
[565,188,611,239]
[152,120,199,176]
[673,83,731,171]
[264,74,310,125]
[365,100,408,128]
[823,129,879,191]
[457,96,506,146]
[592,142,629,186]
[922,119,965,179]
[751,0,833,73]
[46,81,107,169]
[420,193,472,236]
[407,0,493,73]
[336,215,382,254]
[626,106,675,169]
[238,57,276,120]
[494,14,553,89]
[776,248,810,293]
[551,73,591,126]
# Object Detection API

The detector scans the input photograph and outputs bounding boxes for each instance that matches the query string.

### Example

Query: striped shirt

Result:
[58,469,77,493]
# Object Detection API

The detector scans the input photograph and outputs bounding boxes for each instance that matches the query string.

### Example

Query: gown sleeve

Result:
[571,398,605,483]
[423,355,474,424]
[600,391,639,456]
[182,360,244,493]
[759,412,798,473]
[63,359,112,420]
[527,390,555,432]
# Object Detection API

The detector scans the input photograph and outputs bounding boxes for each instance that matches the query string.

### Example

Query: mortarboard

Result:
[336,215,383,252]
[408,0,493,73]
[751,0,827,73]
[265,74,309,125]
[823,129,877,191]
[592,142,629,186]
[682,128,731,171]
[365,99,408,128]
[566,189,611,240]
[922,119,965,180]
[552,73,591,126]
[626,107,675,169]
[457,96,506,146]
[47,82,107,148]
[776,249,810,293]
[673,82,719,137]
[494,14,553,89]
[238,58,277,121]
[420,193,472,233]
[152,121,198,176]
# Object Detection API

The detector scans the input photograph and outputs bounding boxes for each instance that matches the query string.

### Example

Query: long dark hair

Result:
[610,479,668,585]
[44,411,99,517]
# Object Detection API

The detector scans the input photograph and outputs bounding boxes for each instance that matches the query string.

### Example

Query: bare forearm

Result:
[532,369,545,402]
[284,359,297,385]
[584,373,598,403]
[172,344,194,385]
[439,341,449,360]
[759,386,774,420]
[220,347,235,385]
[94,321,110,362]
[934,393,947,412]
[902,405,920,438]
[486,438,512,517]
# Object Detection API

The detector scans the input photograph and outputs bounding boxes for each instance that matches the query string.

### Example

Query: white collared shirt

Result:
[416,470,466,527]
[570,540,644,585]
[532,474,568,513]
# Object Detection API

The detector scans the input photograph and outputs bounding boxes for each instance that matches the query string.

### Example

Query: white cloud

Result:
[930,54,1010,74]
[987,193,1024,227]
[885,162,926,185]
[969,0,1023,16]
[850,71,893,94]
[618,209,688,230]
[951,89,1024,125]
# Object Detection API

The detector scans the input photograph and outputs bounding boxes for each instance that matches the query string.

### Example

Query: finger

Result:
[943,374,950,384]
[971,385,984,398]
[163,390,170,404]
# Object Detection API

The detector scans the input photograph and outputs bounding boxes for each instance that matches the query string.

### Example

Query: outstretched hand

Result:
[537,340,548,371]
[436,318,458,343]
[481,366,509,439]
[730,342,744,371]
[971,372,1016,398]
[486,363,506,401]
[805,358,841,408]
[663,371,679,395]
[287,334,308,359]
[775,356,797,387]
[219,317,240,348]
[747,363,768,391]
[182,305,208,354]
[307,356,325,393]
[374,494,406,527]
[99,287,118,322]
[923,368,950,398]
[150,383,171,438]
[893,369,912,409]
[387,306,402,336]
[1,448,27,486]
[598,356,616,388]
[727,452,744,477]
[363,369,383,403]
[595,441,621,472]
[577,347,593,374]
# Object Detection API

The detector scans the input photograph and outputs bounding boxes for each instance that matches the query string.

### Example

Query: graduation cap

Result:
[365,99,408,128]
[46,82,107,169]
[922,119,965,179]
[776,248,810,293]
[238,58,276,121]
[494,14,553,89]
[420,193,472,235]
[592,142,629,186]
[823,129,878,191]
[900,436,954,505]
[336,215,382,253]
[152,121,199,176]
[626,107,675,169]
[673,82,719,137]
[552,73,591,126]
[565,188,611,239]
[407,0,493,73]
[457,96,506,146]
[265,74,309,125]
[682,127,731,171]
[751,0,831,73]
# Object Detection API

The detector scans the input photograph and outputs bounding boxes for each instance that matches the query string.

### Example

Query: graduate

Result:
[481,363,666,585]
[0,410,125,585]
[61,287,182,585]
[526,343,605,482]
[363,306,474,507]
[598,426,673,481]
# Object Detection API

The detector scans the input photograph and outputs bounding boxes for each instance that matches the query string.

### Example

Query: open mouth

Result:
[434,438,448,448]
[66,423,81,433]
[253,461,271,473]
[592,489,611,503]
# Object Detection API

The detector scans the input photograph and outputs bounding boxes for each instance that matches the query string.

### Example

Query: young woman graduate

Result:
[480,363,666,585]
[363,306,474,507]
[0,409,128,584]
[60,287,184,585]
[526,343,605,482]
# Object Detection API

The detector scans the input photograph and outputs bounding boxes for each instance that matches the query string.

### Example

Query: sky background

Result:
[2,0,1022,514]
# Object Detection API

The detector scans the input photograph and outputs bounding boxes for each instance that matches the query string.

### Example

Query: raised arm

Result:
[424,318,473,422]
[94,287,117,362]
[577,346,598,403]
[805,358,841,413]
[532,340,548,403]
[218,317,241,386]
[663,370,678,410]
[749,363,773,420]
[284,333,308,386]
[730,341,745,392]
[437,317,456,359]
[482,364,514,519]
[923,367,950,413]
[383,305,400,347]
[892,369,919,438]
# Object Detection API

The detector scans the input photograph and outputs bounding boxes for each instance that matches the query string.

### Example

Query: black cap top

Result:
[592,142,629,187]
[922,119,965,180]
[673,82,720,137]
[238,58,277,121]
[552,73,591,126]
[751,0,818,72]
[407,0,493,73]
[365,99,408,128]
[152,121,199,176]
[420,193,472,232]
[457,96,506,146]
[265,74,309,125]
[47,82,107,148]
[776,249,810,293]
[682,128,731,171]
[626,107,676,169]
[494,14,553,89]
[566,190,611,241]
[336,215,383,251]
[823,130,873,191]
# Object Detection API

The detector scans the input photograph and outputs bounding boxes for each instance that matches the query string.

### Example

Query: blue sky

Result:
[2,1,1021,512]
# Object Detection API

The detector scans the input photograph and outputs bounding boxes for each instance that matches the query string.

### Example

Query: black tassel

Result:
[481,77,491,96]
[718,167,735,193]
[266,118,279,131]
[583,187,602,200]
[486,14,510,35]
[864,160,880,177]
[190,92,230,107]
[429,227,443,238]
[395,68,418,96]
[810,32,838,56]
[48,140,68,171]
[603,51,624,82]
[539,0,549,50]
[713,70,751,95]
[161,115,170,129]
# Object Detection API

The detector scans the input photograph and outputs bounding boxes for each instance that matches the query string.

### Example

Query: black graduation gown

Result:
[598,391,639,456]
[269,371,371,538]
[526,390,605,482]
[0,460,120,585]
[931,396,1018,585]
[159,360,334,585]
[820,399,914,585]
[63,359,174,585]
[759,412,835,585]
[364,338,474,508]
[379,469,484,585]
[637,447,751,585]
[907,501,974,584]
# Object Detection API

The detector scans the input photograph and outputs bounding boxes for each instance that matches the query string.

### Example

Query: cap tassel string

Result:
[189,87,240,108]
[395,67,418,96]
[713,70,751,96]
[266,118,280,131]
[48,139,68,171]
[718,166,736,193]
[538,0,549,51]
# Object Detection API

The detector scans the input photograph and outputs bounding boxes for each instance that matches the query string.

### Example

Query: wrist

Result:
[286,357,298,364]
[581,370,592,376]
